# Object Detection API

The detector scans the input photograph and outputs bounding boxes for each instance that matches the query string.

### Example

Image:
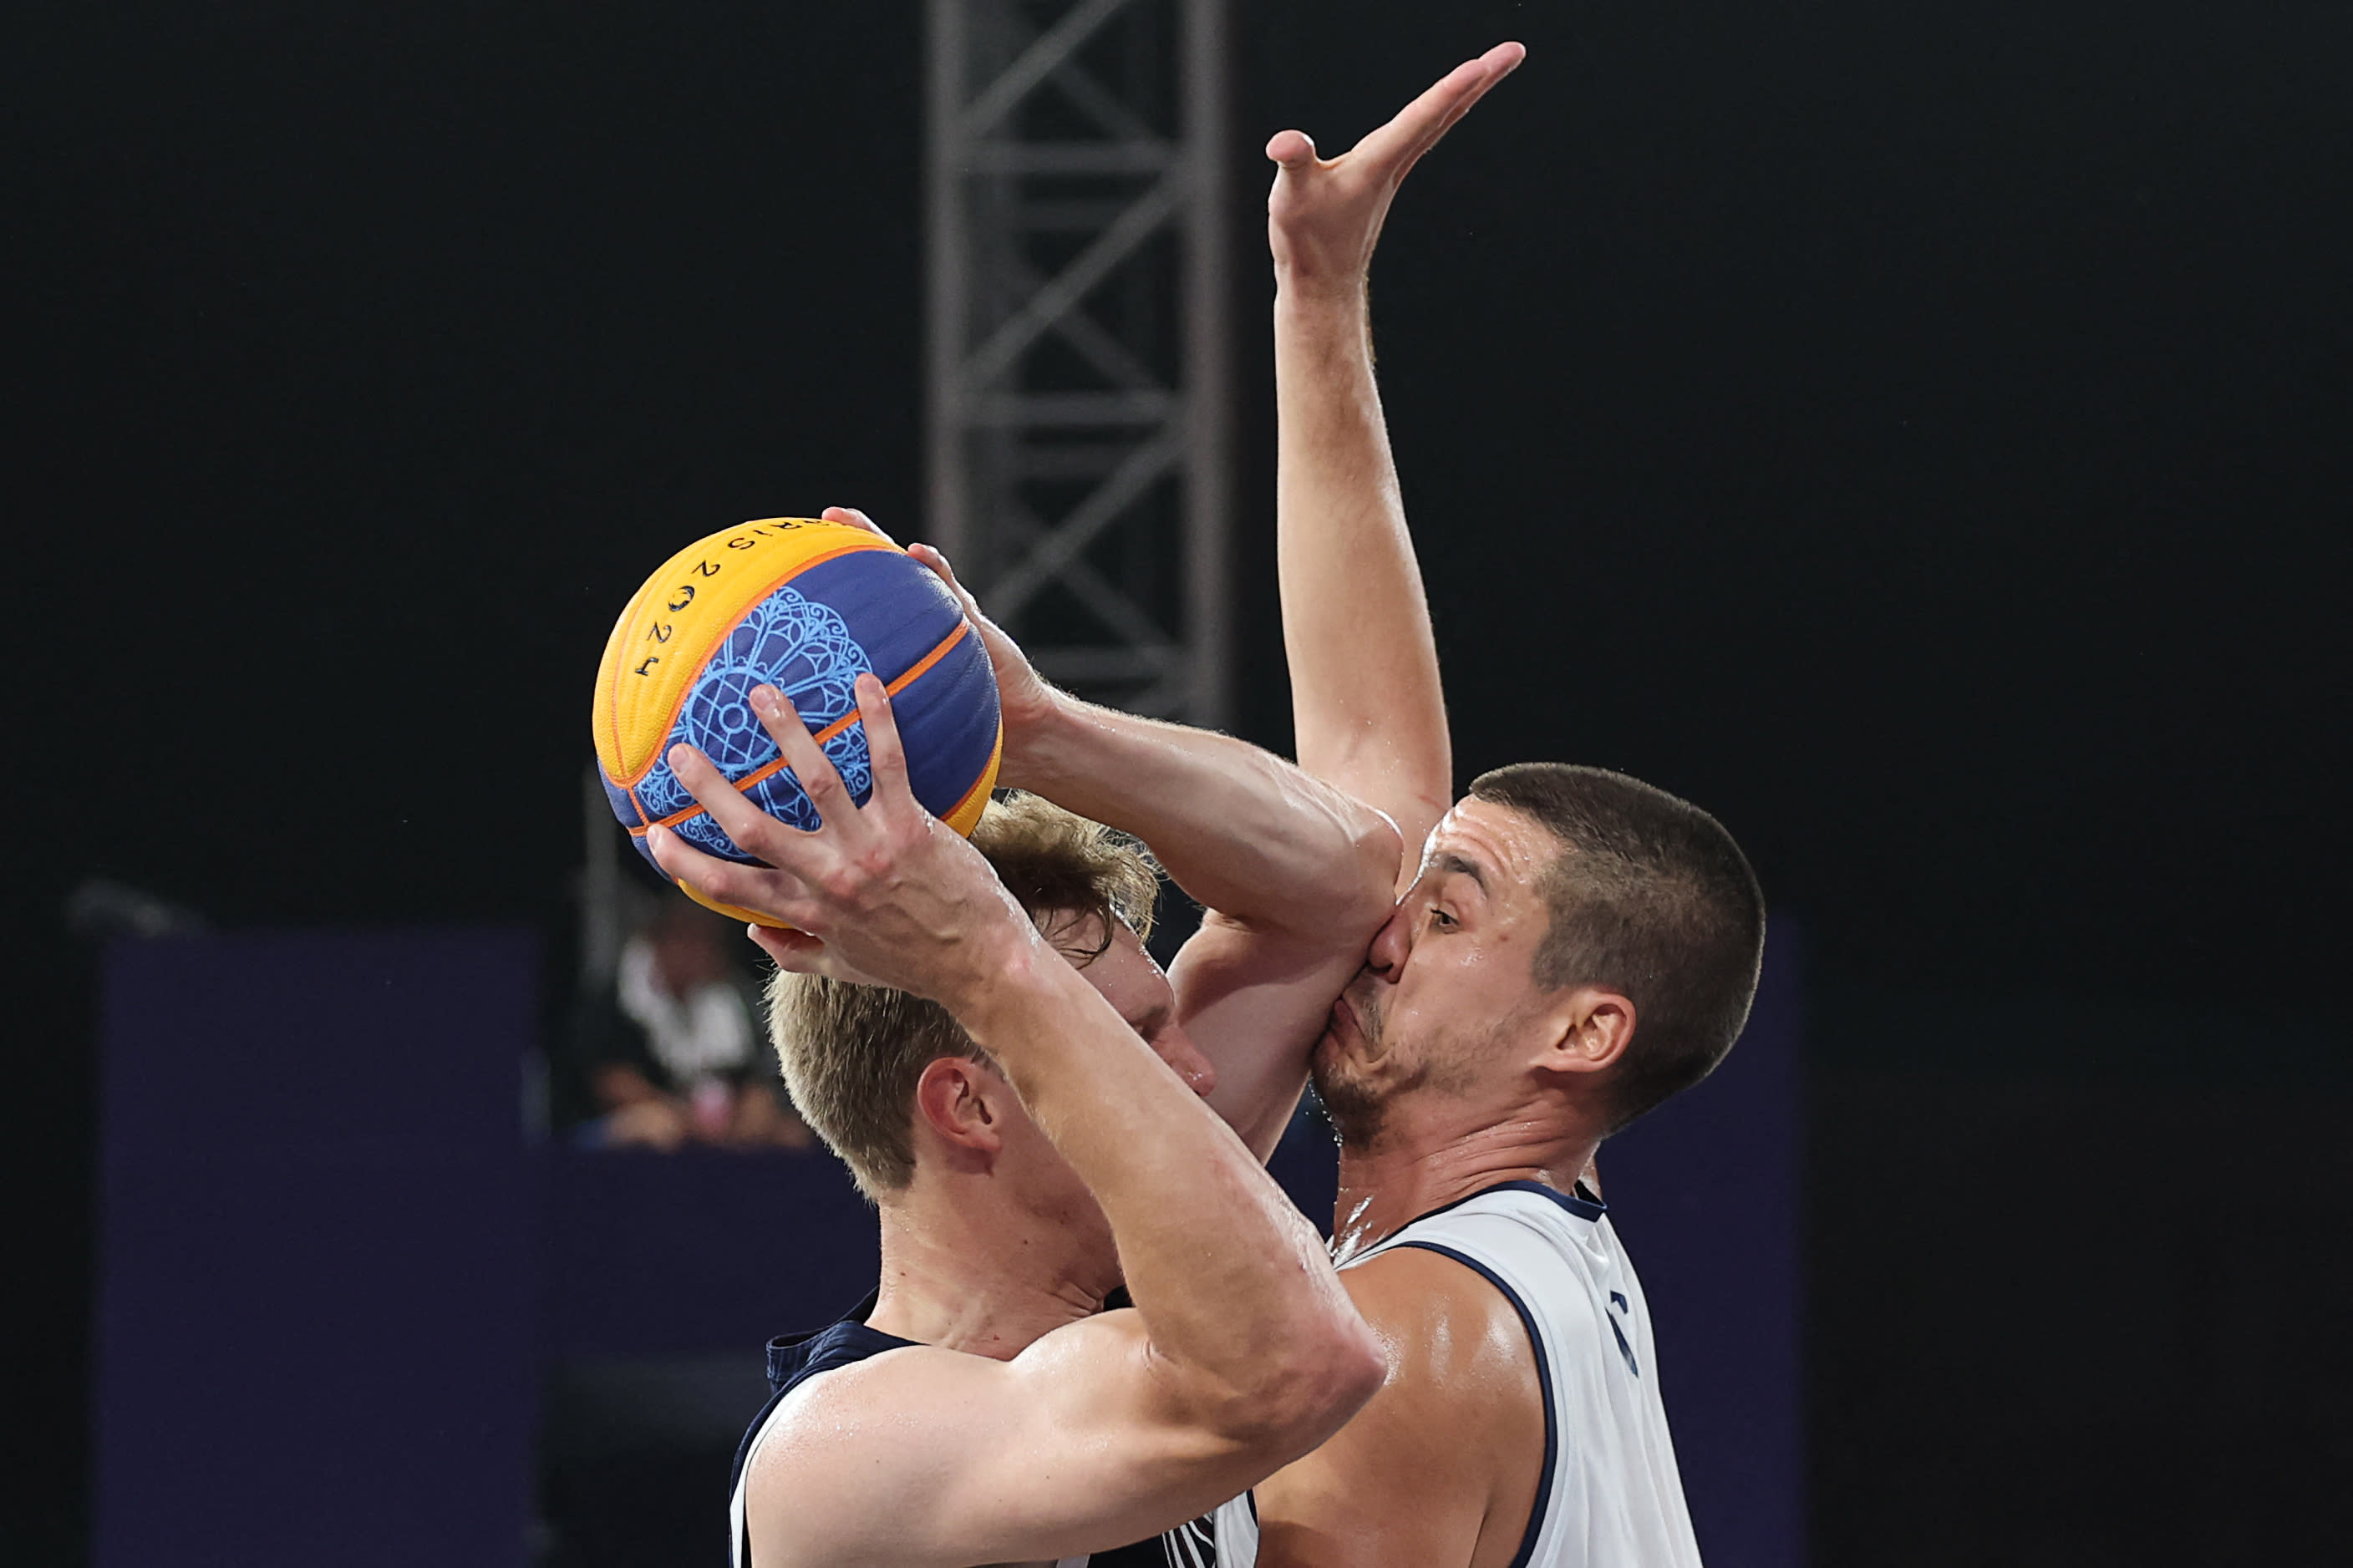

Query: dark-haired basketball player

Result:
[1166,44,1766,1566]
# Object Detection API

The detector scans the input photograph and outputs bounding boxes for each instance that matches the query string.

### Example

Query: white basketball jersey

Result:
[1342,1180,1705,1568]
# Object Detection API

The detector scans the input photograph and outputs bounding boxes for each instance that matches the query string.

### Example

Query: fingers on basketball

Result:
[852,673,917,816]
[648,823,774,918]
[748,684,858,829]
[665,743,782,857]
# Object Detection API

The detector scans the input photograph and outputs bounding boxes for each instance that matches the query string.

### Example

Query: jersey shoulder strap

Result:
[731,1290,921,1568]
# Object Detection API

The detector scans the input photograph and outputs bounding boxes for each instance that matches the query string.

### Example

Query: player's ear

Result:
[1532,986,1636,1079]
[912,1056,1005,1173]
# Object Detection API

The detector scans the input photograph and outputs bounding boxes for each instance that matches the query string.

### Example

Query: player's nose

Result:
[1365,900,1413,976]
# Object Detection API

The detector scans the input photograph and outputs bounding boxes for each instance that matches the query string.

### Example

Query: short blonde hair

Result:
[765,792,1159,1196]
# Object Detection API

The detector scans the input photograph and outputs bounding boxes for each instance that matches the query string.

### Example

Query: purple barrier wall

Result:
[541,1146,877,1358]
[95,931,540,1568]
[538,1119,1347,1360]
[1604,921,1805,1568]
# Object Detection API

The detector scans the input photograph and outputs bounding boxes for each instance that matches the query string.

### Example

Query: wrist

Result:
[1273,265,1370,312]
[947,931,1065,1048]
[996,683,1090,794]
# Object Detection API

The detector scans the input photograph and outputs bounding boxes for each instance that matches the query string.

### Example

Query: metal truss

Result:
[925,0,1232,723]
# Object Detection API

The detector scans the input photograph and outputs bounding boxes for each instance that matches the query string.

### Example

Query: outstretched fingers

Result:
[1355,41,1525,172]
[1421,43,1525,145]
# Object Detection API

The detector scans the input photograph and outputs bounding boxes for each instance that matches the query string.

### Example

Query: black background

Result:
[9,2,2349,1560]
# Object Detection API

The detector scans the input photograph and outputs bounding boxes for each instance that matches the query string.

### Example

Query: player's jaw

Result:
[1311,973,1422,1145]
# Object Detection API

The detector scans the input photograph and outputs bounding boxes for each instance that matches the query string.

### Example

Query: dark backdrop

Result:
[9,2,2348,1560]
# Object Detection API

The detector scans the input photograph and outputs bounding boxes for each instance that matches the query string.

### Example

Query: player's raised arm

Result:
[902,536,1400,1158]
[648,678,1383,1565]
[1271,43,1522,872]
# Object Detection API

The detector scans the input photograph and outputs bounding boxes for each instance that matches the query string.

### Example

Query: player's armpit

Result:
[1251,1247,1546,1568]
[747,1310,1347,1568]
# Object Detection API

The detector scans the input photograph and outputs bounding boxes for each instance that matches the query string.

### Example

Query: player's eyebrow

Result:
[1434,852,1489,893]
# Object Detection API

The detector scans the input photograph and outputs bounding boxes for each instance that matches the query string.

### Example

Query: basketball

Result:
[592,516,1003,922]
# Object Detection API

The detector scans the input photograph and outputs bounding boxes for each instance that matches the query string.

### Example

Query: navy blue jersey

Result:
[727,1292,1250,1565]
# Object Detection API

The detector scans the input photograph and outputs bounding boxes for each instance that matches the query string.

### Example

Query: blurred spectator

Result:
[568,899,812,1153]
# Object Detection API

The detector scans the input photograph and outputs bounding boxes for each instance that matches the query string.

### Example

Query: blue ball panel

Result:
[785,550,968,693]
[602,774,644,829]
[887,630,1003,818]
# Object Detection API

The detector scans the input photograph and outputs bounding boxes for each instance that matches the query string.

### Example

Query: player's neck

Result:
[866,1187,1108,1361]
[1329,1100,1599,1264]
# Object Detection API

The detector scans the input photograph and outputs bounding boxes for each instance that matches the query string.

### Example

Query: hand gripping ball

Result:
[592,517,1002,923]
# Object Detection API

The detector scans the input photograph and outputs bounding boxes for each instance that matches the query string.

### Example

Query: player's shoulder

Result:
[745,1310,1158,1564]
[1340,1245,1541,1415]
[760,1307,1147,1463]
[755,1338,962,1461]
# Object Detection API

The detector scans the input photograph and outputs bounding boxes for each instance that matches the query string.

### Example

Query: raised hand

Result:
[645,672,1035,1001]
[1266,41,1525,297]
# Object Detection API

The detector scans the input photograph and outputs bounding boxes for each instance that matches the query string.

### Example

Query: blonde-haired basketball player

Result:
[655,688,1389,1566]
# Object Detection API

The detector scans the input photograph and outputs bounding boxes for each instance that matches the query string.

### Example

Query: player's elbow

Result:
[1331,804,1409,929]
[1212,1310,1386,1458]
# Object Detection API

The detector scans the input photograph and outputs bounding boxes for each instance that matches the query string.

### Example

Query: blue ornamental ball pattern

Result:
[633,586,877,861]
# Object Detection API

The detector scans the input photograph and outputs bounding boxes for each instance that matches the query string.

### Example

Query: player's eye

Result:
[1430,907,1459,931]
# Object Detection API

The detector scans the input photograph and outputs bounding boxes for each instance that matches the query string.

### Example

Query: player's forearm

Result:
[1274,282,1452,864]
[957,950,1378,1422]
[1009,691,1397,939]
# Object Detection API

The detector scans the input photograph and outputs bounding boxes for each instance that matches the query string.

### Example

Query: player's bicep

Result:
[748,1319,1262,1567]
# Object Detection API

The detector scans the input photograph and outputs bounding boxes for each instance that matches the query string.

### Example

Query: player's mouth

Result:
[1328,992,1382,1061]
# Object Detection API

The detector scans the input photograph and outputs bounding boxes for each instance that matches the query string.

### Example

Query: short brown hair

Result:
[765,792,1160,1196]
[1467,763,1765,1132]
